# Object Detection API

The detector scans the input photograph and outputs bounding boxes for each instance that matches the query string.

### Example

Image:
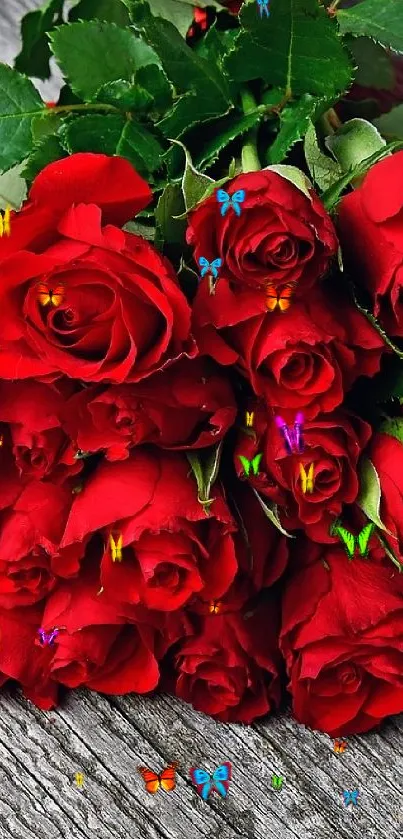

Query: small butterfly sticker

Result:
[198,256,222,295]
[138,762,178,794]
[190,762,231,800]
[37,282,64,307]
[208,601,222,614]
[216,189,245,217]
[257,0,270,16]
[299,462,314,494]
[38,627,60,646]
[333,739,347,754]
[0,207,11,237]
[330,520,375,560]
[271,775,283,790]
[275,412,304,455]
[245,411,254,428]
[343,790,359,806]
[238,453,263,477]
[109,533,123,562]
[266,282,296,312]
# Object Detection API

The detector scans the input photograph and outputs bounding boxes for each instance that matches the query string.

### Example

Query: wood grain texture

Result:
[0,2,402,837]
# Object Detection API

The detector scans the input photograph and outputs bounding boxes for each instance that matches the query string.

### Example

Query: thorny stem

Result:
[240,86,261,173]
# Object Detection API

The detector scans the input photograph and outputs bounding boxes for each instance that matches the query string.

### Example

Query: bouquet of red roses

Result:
[0,0,402,737]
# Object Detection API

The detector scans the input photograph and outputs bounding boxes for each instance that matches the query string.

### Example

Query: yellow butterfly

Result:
[299,462,314,494]
[109,533,123,562]
[245,411,254,427]
[0,207,11,237]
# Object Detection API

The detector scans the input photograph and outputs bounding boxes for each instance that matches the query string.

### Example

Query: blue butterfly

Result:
[190,762,232,800]
[216,189,246,217]
[198,257,222,279]
[343,790,359,806]
[257,0,270,17]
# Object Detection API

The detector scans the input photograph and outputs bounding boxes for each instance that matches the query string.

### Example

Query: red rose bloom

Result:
[338,151,403,338]
[0,379,80,483]
[173,594,282,723]
[0,154,195,383]
[0,603,58,709]
[280,540,403,735]
[61,357,236,460]
[194,286,385,416]
[235,407,372,541]
[0,480,73,607]
[368,431,403,559]
[187,170,337,296]
[43,561,160,694]
[61,449,238,611]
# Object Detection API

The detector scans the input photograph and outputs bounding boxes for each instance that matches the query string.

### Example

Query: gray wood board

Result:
[0,2,402,838]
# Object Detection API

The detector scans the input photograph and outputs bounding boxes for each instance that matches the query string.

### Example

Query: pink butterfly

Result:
[275,412,304,455]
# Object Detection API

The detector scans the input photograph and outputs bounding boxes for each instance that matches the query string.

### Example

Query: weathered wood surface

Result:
[0,3,402,838]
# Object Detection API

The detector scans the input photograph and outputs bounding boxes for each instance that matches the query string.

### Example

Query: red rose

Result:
[61,357,236,460]
[43,560,159,694]
[0,480,73,607]
[338,151,403,338]
[368,431,403,558]
[0,379,80,483]
[0,604,58,709]
[187,170,337,296]
[280,540,403,735]
[194,286,385,416]
[61,449,238,612]
[0,154,195,382]
[235,407,371,541]
[173,595,282,723]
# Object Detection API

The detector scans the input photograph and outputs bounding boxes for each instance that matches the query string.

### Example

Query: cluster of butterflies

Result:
[137,762,232,801]
[198,189,295,311]
[238,410,379,554]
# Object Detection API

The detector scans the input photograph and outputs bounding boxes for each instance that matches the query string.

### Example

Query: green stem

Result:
[240,86,261,173]
[44,102,120,116]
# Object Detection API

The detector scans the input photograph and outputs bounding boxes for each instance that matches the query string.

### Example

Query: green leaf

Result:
[251,488,295,538]
[69,0,131,24]
[357,457,391,533]
[155,183,186,248]
[15,0,64,80]
[94,80,153,111]
[304,120,342,191]
[268,94,325,164]
[345,36,394,91]
[124,219,155,240]
[374,104,403,140]
[170,139,214,212]
[50,20,161,101]
[186,445,223,516]
[264,164,312,199]
[131,1,232,138]
[147,0,194,37]
[194,110,264,170]
[224,0,353,99]
[378,417,403,445]
[322,140,403,209]
[22,134,67,182]
[0,65,44,173]
[136,64,173,113]
[59,114,164,175]
[325,118,386,173]
[0,164,27,210]
[117,119,164,174]
[337,0,403,54]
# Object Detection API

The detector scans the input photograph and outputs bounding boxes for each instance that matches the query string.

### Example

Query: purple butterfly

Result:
[275,412,304,455]
[38,627,60,646]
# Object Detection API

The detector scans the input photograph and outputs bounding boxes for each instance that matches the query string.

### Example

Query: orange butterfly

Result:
[137,762,178,794]
[209,601,222,614]
[37,282,64,307]
[265,283,296,312]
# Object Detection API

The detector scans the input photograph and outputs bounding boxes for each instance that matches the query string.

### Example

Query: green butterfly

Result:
[330,520,375,559]
[238,453,263,477]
